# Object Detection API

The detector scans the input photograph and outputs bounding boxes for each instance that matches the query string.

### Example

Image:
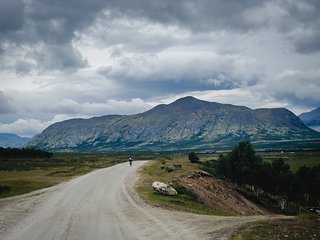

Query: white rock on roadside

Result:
[152,181,178,196]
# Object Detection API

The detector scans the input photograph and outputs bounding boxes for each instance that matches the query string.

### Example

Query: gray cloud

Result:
[96,50,263,100]
[102,0,266,31]
[0,0,25,33]
[1,0,320,74]
[33,43,88,72]
[0,91,15,114]
[0,43,87,73]
[0,0,107,73]
[22,0,108,44]
[262,69,320,108]
[290,28,320,54]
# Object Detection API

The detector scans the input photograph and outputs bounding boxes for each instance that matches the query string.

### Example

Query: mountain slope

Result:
[30,115,125,149]
[0,133,31,148]
[27,97,320,151]
[299,107,320,132]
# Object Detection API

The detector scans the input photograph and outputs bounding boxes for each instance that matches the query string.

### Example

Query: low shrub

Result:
[0,185,11,193]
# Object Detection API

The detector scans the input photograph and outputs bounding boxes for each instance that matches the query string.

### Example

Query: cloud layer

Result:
[0,0,320,136]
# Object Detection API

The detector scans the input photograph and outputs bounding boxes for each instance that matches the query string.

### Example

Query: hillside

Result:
[27,97,320,151]
[0,133,30,148]
[299,107,320,132]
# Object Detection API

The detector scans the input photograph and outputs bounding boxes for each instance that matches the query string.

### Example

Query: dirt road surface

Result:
[0,161,271,240]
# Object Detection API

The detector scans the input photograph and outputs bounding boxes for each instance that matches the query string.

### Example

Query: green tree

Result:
[216,141,263,185]
[296,164,320,204]
[268,158,294,200]
[188,151,199,163]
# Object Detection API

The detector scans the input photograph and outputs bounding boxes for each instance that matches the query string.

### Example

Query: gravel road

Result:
[0,161,272,240]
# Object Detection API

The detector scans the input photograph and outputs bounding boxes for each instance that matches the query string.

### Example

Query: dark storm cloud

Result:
[278,0,320,53]
[291,28,320,54]
[280,0,320,24]
[0,0,107,72]
[25,0,108,44]
[101,0,320,35]
[0,0,25,33]
[0,42,87,73]
[33,43,88,72]
[4,0,320,44]
[102,0,266,31]
[1,0,320,75]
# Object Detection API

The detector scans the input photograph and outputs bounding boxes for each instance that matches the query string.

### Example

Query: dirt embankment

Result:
[177,171,271,215]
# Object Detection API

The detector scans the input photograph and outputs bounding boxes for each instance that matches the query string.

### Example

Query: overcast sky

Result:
[1,0,320,137]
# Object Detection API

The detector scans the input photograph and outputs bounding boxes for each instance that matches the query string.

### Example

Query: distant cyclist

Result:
[128,156,133,166]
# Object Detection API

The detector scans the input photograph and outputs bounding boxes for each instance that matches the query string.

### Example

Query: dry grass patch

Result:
[0,170,67,198]
[0,153,129,198]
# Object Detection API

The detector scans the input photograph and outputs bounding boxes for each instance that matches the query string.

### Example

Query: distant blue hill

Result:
[299,107,320,132]
[0,133,31,148]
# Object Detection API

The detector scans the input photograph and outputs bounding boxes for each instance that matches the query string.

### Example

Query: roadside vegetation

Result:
[136,143,320,216]
[230,214,320,240]
[201,142,320,214]
[136,156,226,215]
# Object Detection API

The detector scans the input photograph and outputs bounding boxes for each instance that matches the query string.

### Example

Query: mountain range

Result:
[299,107,320,132]
[0,133,31,148]
[27,97,320,151]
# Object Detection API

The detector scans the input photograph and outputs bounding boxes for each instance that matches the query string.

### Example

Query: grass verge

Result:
[0,152,130,198]
[230,214,320,240]
[136,157,226,215]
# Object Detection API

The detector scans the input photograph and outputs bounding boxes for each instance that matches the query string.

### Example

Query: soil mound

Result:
[177,171,271,215]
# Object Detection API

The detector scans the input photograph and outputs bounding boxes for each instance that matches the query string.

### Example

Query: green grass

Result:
[198,151,320,173]
[259,151,320,172]
[136,157,226,216]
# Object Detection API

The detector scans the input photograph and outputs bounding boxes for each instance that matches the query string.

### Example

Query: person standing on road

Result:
[128,156,133,166]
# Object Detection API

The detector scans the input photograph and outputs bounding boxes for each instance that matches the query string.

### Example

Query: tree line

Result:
[0,147,53,158]
[199,141,320,211]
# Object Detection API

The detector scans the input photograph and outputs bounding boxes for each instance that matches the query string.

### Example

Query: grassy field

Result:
[259,151,320,172]
[0,152,141,198]
[198,151,320,172]
[136,156,226,215]
[230,214,320,240]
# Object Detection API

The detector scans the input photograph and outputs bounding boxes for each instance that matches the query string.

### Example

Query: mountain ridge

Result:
[27,97,320,151]
[299,107,320,132]
[0,133,31,148]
